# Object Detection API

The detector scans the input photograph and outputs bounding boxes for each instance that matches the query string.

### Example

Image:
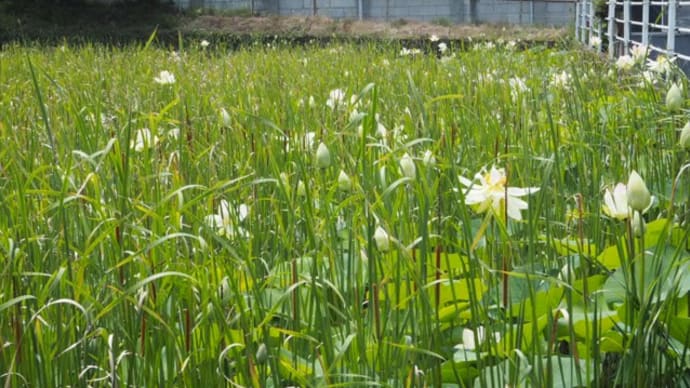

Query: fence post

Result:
[624,0,631,50]
[608,0,617,57]
[642,0,649,45]
[668,0,677,53]
[575,1,582,42]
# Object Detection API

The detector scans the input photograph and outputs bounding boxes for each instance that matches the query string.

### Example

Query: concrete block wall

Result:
[175,0,254,9]
[172,0,574,26]
[364,0,453,22]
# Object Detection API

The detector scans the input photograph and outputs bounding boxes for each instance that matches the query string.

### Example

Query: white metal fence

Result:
[576,0,690,63]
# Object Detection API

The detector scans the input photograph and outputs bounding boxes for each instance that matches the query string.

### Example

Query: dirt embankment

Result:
[183,15,568,42]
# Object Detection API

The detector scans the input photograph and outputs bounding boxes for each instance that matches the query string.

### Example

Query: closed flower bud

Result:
[680,122,690,149]
[255,343,268,364]
[422,150,436,167]
[627,170,651,212]
[316,142,331,168]
[374,226,390,252]
[399,153,416,179]
[666,83,683,111]
[297,180,307,197]
[280,172,290,188]
[338,170,352,191]
[220,108,231,127]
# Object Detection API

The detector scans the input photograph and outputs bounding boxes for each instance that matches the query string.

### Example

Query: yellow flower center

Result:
[485,172,507,191]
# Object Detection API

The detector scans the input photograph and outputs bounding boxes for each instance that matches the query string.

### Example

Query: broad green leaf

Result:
[438,302,471,328]
[509,287,564,321]
[668,317,690,347]
[440,360,480,386]
[596,218,672,270]
[540,235,598,258]
[603,244,690,304]
[472,356,590,388]
[559,307,620,339]
[495,315,549,356]
[599,330,625,352]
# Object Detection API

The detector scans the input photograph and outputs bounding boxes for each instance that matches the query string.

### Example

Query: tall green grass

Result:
[0,39,689,387]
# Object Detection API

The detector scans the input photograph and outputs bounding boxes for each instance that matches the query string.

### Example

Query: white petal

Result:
[603,188,616,214]
[462,328,477,350]
[506,201,524,220]
[205,214,223,228]
[487,167,505,184]
[506,187,540,197]
[238,204,249,221]
[218,200,231,220]
[464,189,488,205]
[458,175,474,187]
[507,196,529,210]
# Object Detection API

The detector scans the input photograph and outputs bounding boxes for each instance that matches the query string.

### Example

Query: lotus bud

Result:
[680,122,690,149]
[316,142,331,168]
[378,166,387,186]
[399,153,416,179]
[666,83,683,111]
[374,226,390,252]
[220,108,231,127]
[255,343,268,364]
[297,180,307,197]
[626,170,651,212]
[279,172,290,188]
[422,150,436,167]
[632,211,646,237]
[337,170,352,191]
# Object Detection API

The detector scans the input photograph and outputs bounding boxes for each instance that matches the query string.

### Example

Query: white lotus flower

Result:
[458,166,539,221]
[204,200,249,238]
[429,34,439,42]
[602,172,654,220]
[326,88,346,109]
[589,36,602,49]
[154,70,176,85]
[630,44,648,63]
[457,326,501,351]
[438,42,448,54]
[200,40,210,48]
[509,76,528,100]
[399,47,421,56]
[603,183,630,220]
[550,70,572,89]
[131,128,159,152]
[647,55,675,75]
[616,55,635,71]
[399,153,416,179]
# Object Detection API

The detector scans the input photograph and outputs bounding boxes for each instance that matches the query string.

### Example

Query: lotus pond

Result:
[1,38,690,387]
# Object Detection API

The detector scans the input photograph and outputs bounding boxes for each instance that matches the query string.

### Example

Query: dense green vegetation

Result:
[1,38,690,386]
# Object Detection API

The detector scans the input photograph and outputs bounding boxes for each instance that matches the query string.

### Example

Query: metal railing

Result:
[576,0,690,62]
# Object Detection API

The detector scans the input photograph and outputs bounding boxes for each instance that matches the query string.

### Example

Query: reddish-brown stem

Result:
[372,283,381,340]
